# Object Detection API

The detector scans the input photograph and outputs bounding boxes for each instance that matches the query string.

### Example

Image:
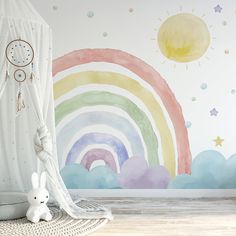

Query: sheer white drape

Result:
[0,0,112,220]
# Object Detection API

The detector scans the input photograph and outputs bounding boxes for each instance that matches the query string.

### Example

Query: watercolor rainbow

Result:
[53,48,192,177]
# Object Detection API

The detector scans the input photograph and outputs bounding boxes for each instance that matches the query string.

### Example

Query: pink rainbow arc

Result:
[81,149,118,173]
[53,48,192,174]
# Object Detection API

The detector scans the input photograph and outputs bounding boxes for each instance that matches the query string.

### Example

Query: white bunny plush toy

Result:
[26,172,52,223]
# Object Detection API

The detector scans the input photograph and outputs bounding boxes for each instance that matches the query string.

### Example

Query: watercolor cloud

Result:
[118,156,171,189]
[60,163,120,189]
[169,150,236,189]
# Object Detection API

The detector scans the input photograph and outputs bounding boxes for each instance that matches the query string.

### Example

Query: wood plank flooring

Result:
[91,198,236,236]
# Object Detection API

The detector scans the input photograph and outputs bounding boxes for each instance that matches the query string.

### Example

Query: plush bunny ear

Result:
[40,172,47,188]
[31,172,39,189]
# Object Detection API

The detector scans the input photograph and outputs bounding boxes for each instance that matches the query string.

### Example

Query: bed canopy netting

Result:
[0,0,112,220]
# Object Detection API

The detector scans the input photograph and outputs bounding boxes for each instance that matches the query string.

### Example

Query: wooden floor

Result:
[91,198,236,236]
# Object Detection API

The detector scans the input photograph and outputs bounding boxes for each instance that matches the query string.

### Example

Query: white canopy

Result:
[0,0,111,220]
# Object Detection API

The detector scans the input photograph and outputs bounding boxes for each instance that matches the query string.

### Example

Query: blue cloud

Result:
[60,164,120,189]
[169,150,236,189]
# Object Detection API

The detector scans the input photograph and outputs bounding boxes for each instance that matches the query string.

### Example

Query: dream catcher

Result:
[5,39,35,113]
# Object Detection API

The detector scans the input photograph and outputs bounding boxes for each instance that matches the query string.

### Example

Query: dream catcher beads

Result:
[5,39,35,113]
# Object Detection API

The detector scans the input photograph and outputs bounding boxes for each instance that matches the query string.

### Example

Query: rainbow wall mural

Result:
[31,0,236,189]
[53,48,192,189]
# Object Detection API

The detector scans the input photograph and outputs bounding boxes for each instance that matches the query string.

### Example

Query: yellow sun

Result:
[158,13,210,63]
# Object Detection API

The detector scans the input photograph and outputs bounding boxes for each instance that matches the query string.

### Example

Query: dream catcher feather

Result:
[5,39,35,113]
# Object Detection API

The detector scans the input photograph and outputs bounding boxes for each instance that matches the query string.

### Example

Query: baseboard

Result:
[69,189,236,198]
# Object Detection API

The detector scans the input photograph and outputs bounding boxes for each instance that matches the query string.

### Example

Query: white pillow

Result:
[0,192,29,220]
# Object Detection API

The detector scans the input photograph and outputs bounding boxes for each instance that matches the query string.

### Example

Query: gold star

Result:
[213,136,224,146]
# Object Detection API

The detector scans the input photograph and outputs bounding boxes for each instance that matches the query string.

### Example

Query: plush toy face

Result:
[27,188,49,206]
[27,172,50,206]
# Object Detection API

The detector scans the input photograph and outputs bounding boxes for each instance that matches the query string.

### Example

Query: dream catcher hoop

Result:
[5,39,36,113]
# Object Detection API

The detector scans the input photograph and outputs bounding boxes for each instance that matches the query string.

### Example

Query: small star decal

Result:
[214,4,222,13]
[213,136,224,146]
[210,108,218,116]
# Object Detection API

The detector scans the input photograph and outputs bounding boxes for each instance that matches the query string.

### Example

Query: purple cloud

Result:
[118,157,170,189]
